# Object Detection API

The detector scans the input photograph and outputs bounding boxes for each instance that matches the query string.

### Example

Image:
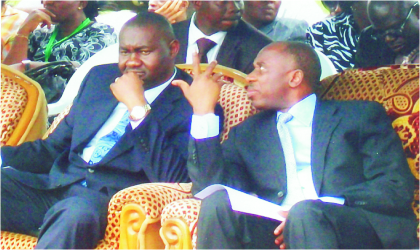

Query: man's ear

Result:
[80,1,88,9]
[288,70,304,88]
[169,39,180,59]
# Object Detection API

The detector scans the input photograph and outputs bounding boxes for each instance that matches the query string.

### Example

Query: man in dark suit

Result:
[1,12,222,249]
[172,0,272,74]
[173,42,417,249]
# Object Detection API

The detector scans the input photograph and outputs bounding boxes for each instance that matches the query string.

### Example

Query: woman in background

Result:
[306,1,370,72]
[3,0,117,68]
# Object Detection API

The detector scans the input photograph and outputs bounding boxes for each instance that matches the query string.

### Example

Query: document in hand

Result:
[195,184,286,221]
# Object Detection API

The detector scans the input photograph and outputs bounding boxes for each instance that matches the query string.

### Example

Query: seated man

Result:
[355,1,419,67]
[172,42,418,248]
[1,12,222,249]
[173,0,272,74]
[242,0,308,42]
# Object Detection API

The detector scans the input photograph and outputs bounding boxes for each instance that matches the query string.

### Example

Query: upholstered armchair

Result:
[158,64,420,249]
[1,64,47,146]
[0,64,255,249]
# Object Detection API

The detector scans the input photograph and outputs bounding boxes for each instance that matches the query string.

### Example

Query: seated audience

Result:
[3,0,117,66]
[172,42,418,249]
[355,1,419,68]
[148,0,191,23]
[307,1,371,72]
[242,0,308,42]
[1,0,28,62]
[1,12,222,249]
[172,0,272,74]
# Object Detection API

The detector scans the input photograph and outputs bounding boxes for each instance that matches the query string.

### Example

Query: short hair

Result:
[280,42,322,87]
[121,11,176,43]
[84,0,101,20]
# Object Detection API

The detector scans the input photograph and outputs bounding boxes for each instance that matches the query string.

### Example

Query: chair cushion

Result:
[1,72,28,145]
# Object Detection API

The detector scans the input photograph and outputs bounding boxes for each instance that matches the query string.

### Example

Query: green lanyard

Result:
[44,18,91,62]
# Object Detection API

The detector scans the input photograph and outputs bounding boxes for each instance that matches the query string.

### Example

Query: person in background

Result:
[1,0,28,61]
[242,0,308,42]
[1,12,223,249]
[355,1,419,68]
[173,0,272,74]
[172,41,418,249]
[148,0,191,24]
[306,1,371,72]
[3,0,117,67]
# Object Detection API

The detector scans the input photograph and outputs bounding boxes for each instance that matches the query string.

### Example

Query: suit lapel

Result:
[99,70,188,164]
[174,21,190,64]
[216,21,243,67]
[311,100,341,194]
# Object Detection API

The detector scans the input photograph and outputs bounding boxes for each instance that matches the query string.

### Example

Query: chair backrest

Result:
[317,64,419,224]
[1,64,47,146]
[176,64,258,142]
[314,50,338,80]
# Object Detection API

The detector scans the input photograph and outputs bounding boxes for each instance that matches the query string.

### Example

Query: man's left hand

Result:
[274,210,289,249]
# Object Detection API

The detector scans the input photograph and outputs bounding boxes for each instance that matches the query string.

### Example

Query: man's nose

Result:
[126,53,142,67]
[245,70,257,84]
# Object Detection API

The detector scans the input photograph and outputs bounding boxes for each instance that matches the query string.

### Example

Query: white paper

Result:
[195,184,286,221]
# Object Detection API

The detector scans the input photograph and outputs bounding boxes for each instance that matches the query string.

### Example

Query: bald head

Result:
[121,11,176,44]
[271,42,321,87]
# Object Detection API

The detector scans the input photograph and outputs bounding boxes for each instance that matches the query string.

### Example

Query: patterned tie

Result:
[196,38,216,63]
[88,110,130,165]
[277,113,304,206]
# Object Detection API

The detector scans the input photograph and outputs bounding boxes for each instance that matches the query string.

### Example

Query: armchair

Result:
[1,64,47,146]
[159,64,420,249]
[0,64,255,249]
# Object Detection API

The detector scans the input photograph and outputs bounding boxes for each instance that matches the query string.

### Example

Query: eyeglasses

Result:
[370,2,418,41]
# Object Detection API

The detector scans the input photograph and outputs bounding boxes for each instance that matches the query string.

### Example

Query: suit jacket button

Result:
[277,191,284,198]
[88,168,94,173]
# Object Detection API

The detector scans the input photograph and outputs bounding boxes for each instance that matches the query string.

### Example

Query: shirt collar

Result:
[188,12,227,47]
[277,94,317,126]
[144,68,177,104]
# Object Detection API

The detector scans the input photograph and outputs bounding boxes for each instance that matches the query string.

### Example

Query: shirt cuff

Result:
[319,196,345,205]
[191,113,220,139]
[130,117,145,130]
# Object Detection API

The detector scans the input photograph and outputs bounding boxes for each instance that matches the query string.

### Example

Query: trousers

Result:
[1,171,109,249]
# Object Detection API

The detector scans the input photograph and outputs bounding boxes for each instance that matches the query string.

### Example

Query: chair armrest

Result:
[160,198,202,250]
[111,183,193,249]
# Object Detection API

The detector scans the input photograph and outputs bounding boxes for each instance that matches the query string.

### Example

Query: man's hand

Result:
[154,0,187,23]
[274,210,289,249]
[18,9,55,36]
[110,71,148,112]
[172,52,224,115]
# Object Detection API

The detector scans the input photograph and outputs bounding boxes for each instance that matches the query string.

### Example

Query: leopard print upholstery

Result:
[160,65,420,249]
[1,72,28,145]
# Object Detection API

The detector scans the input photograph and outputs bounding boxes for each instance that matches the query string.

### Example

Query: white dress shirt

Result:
[190,93,344,209]
[80,68,177,163]
[185,13,227,64]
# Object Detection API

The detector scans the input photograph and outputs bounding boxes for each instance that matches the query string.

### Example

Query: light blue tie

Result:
[80,110,130,187]
[88,110,130,165]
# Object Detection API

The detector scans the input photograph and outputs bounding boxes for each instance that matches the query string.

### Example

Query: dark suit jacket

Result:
[188,99,417,248]
[173,19,272,74]
[1,63,223,198]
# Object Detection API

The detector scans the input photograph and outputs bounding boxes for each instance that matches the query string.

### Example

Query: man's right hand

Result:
[172,52,225,115]
[18,9,56,36]
[110,72,147,112]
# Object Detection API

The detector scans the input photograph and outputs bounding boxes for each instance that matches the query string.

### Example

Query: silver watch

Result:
[129,104,151,121]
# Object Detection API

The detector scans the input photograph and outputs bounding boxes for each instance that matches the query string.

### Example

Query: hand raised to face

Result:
[172,52,225,115]
[110,71,148,112]
[18,9,56,36]
[153,0,188,24]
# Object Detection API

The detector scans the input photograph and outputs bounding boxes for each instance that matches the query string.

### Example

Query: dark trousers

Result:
[197,190,384,249]
[1,172,109,249]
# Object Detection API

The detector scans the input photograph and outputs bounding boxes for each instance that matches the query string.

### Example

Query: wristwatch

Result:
[21,60,31,71]
[129,104,151,121]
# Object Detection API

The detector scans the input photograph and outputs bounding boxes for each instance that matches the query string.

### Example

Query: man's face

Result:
[244,1,281,24]
[245,46,296,111]
[196,1,243,32]
[370,4,419,54]
[118,25,177,89]
[148,0,167,12]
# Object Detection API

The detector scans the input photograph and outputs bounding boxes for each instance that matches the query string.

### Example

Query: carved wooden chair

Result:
[0,64,255,249]
[158,64,420,249]
[1,64,47,146]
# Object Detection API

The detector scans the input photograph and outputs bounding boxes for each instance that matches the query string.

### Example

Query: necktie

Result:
[196,38,216,63]
[277,113,304,206]
[88,110,130,165]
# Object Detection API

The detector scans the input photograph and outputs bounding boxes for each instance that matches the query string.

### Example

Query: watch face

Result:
[130,104,151,121]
